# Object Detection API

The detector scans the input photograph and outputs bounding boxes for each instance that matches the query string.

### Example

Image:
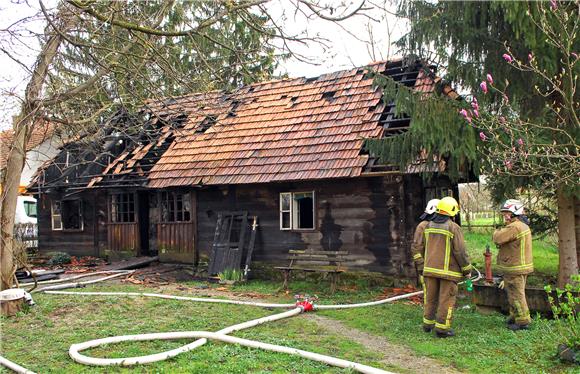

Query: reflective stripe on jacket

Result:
[411,220,429,271]
[493,219,533,275]
[421,220,471,281]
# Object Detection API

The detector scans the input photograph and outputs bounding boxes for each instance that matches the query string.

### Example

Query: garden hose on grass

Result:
[2,268,481,374]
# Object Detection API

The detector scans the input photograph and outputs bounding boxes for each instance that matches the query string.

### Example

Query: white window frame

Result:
[51,200,62,231]
[279,191,315,231]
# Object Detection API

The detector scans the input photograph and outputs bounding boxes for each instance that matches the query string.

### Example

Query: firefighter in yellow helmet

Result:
[415,196,472,338]
[493,199,533,331]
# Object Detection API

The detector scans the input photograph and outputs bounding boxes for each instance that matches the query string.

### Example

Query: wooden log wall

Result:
[196,175,432,275]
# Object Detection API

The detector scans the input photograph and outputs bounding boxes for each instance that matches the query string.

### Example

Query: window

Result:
[279,191,315,230]
[111,193,135,223]
[160,191,191,222]
[51,200,83,230]
[24,201,37,218]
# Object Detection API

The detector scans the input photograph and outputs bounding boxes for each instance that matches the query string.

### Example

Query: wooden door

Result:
[107,192,139,256]
[208,211,248,275]
[156,191,196,263]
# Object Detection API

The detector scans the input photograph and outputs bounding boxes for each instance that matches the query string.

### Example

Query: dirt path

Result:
[306,314,463,374]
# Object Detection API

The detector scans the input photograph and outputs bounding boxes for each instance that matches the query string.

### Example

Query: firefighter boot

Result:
[436,329,455,338]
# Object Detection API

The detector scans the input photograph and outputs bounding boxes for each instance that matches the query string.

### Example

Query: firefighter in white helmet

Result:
[493,199,533,331]
[411,199,440,284]
[413,197,472,338]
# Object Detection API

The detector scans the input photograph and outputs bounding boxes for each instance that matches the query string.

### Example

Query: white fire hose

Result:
[2,268,481,374]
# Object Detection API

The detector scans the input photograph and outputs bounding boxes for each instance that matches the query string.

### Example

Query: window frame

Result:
[159,191,192,223]
[51,199,83,231]
[110,193,136,223]
[51,200,62,231]
[279,191,316,231]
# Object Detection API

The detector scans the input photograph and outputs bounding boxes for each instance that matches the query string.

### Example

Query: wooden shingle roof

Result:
[146,59,439,188]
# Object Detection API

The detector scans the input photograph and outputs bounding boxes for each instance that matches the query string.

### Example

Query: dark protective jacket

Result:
[413,219,471,281]
[493,219,533,275]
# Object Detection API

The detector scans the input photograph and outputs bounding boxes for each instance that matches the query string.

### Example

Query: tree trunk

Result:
[0,126,28,290]
[575,195,580,271]
[557,187,578,287]
[0,9,71,290]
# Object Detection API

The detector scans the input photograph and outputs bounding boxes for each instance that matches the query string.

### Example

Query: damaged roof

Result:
[45,58,453,191]
[141,58,444,188]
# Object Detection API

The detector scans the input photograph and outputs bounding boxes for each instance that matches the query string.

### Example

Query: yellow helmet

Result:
[437,196,459,217]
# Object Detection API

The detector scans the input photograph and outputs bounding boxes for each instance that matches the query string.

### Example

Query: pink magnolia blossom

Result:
[502,54,513,63]
[486,73,494,85]
[479,132,487,141]
[550,0,558,10]
[504,159,513,170]
[517,138,524,146]
[473,109,480,118]
[459,109,472,124]
[528,53,533,61]
[471,99,479,111]
[480,81,488,94]
[499,116,506,124]
[502,94,509,104]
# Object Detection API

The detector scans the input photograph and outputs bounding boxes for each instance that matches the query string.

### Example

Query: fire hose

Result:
[1,268,481,374]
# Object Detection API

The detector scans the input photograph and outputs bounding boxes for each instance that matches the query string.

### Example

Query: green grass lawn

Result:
[0,283,390,374]
[463,228,559,286]
[1,277,573,374]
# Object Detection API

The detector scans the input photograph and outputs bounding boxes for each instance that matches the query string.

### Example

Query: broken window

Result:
[111,193,135,223]
[51,199,83,230]
[160,191,191,222]
[279,191,315,230]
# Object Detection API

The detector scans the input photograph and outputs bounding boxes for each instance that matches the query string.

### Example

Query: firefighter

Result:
[493,199,533,331]
[411,199,440,285]
[416,196,472,338]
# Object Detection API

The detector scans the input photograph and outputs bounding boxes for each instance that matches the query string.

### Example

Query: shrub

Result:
[545,275,580,350]
[47,252,72,266]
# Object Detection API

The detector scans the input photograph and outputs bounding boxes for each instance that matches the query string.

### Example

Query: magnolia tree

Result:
[462,1,579,287]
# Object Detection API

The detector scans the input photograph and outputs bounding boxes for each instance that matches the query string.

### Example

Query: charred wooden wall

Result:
[196,175,434,275]
[37,191,107,257]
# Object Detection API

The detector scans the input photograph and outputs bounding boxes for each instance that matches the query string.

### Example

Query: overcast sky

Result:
[0,1,406,130]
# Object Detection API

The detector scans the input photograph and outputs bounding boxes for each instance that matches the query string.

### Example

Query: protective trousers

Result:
[504,274,531,325]
[423,276,458,333]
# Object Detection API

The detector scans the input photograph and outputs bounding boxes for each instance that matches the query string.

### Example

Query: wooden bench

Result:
[275,250,348,293]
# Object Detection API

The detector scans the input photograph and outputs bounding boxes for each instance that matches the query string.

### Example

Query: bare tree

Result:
[0,0,372,290]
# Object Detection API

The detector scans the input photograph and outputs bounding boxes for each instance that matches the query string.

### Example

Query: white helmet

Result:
[500,199,524,216]
[425,199,440,215]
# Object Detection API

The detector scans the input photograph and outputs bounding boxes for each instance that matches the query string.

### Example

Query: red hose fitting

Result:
[484,244,493,283]
[296,300,314,312]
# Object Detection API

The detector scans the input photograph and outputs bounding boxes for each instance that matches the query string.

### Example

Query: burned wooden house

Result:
[30,58,468,277]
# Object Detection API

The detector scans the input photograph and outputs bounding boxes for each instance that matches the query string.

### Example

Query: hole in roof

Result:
[356,68,364,74]
[197,115,217,133]
[248,86,255,92]
[322,91,337,100]
[281,94,288,99]
[305,76,318,83]
[228,99,241,117]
